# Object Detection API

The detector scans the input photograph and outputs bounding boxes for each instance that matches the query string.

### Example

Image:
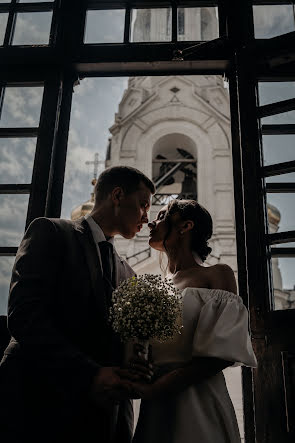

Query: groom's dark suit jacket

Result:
[0,217,135,443]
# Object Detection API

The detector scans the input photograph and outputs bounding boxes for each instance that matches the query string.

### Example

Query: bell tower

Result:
[105,74,235,273]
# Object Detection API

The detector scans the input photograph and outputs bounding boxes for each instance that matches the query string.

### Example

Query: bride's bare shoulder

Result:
[206,263,237,294]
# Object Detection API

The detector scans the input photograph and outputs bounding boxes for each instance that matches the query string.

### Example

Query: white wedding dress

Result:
[133,288,257,443]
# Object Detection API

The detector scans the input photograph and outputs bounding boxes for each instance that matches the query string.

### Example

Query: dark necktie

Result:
[99,241,114,284]
[99,241,122,366]
[98,241,114,308]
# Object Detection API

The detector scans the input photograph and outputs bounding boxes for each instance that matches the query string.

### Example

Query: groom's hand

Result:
[118,358,154,383]
[118,343,154,383]
[90,367,140,407]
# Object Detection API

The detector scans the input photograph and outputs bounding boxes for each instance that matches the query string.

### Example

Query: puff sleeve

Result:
[192,289,257,367]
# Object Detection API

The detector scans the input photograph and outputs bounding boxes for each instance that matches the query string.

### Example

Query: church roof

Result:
[71,179,96,221]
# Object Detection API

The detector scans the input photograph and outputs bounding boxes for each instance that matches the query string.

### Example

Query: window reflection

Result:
[258,82,295,106]
[130,8,171,42]
[266,173,295,184]
[0,86,44,128]
[271,251,295,310]
[253,5,295,39]
[0,256,14,316]
[0,13,8,45]
[262,110,295,125]
[177,7,219,41]
[0,194,29,247]
[267,193,295,233]
[261,135,295,166]
[13,11,53,45]
[85,9,125,44]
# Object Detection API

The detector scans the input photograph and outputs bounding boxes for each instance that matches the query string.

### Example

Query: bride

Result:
[131,199,257,443]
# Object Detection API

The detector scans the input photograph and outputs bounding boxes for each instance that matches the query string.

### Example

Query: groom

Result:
[0,166,155,443]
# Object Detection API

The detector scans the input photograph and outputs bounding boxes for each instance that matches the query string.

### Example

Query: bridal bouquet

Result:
[109,274,183,358]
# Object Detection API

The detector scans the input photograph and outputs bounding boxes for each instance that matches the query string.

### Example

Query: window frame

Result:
[1,1,295,440]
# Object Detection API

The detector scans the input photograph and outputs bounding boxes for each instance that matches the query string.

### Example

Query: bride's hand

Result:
[117,357,154,383]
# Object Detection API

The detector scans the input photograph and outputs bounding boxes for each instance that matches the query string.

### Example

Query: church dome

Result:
[71,179,96,221]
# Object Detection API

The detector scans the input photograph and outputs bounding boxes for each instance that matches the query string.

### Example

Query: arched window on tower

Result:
[152,134,197,206]
[106,137,112,161]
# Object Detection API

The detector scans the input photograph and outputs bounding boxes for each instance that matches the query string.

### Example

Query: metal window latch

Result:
[172,36,228,61]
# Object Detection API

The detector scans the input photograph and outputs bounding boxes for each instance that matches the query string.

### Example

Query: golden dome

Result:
[267,203,281,226]
[71,179,97,221]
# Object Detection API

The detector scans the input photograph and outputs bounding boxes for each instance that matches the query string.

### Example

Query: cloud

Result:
[13,11,52,45]
[0,138,36,183]
[61,77,128,218]
[0,86,43,127]
[0,195,29,246]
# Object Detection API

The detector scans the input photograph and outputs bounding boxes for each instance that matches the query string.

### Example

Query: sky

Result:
[0,4,295,314]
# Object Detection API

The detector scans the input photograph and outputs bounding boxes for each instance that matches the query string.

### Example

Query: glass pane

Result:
[0,138,37,184]
[85,9,125,43]
[271,253,295,310]
[130,8,171,42]
[0,13,8,45]
[267,193,295,233]
[0,256,14,315]
[13,11,52,45]
[272,242,295,249]
[262,135,295,166]
[253,5,295,38]
[0,194,29,246]
[258,82,295,106]
[266,173,295,184]
[61,77,128,219]
[0,86,43,127]
[262,110,295,125]
[177,7,219,41]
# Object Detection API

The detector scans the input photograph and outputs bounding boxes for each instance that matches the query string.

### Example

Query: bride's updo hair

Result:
[163,199,213,262]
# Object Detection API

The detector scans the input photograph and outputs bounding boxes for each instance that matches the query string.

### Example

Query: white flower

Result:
[109,275,183,342]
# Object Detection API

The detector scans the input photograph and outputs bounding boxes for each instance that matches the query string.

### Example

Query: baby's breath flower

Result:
[109,275,183,342]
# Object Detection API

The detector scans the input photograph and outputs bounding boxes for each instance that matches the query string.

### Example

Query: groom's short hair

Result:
[95,166,155,201]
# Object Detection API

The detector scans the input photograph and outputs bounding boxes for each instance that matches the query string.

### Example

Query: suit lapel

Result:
[73,218,129,321]
[73,218,104,302]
